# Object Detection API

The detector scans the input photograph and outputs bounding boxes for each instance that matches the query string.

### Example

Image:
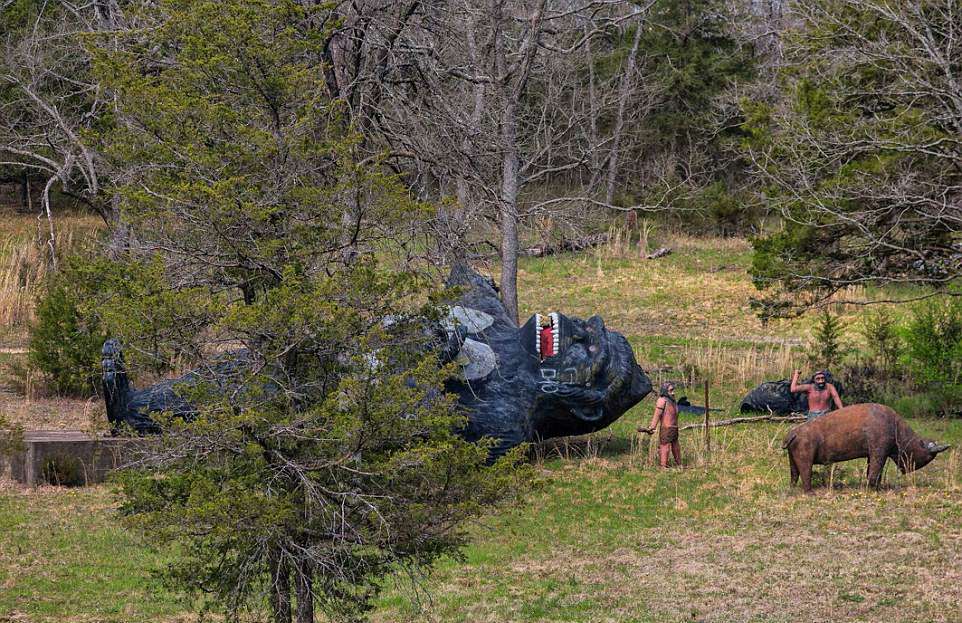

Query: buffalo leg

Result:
[799,456,814,493]
[789,453,799,486]
[866,454,886,489]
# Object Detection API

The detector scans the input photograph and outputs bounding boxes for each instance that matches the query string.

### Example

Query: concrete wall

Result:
[0,431,143,486]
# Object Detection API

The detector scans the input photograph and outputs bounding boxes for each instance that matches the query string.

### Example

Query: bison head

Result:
[895,437,951,473]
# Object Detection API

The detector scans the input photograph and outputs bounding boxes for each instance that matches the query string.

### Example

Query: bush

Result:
[840,308,905,404]
[807,309,845,370]
[901,298,962,415]
[861,307,902,372]
[0,412,24,456]
[28,257,106,397]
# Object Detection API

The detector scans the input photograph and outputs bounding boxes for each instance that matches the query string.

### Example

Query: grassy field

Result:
[2,232,961,622]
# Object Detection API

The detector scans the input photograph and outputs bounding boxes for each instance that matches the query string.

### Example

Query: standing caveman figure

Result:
[791,369,843,421]
[640,382,681,468]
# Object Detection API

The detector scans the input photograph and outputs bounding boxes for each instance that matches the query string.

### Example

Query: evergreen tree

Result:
[89,2,526,621]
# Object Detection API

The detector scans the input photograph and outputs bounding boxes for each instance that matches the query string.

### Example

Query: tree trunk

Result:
[499,101,520,324]
[606,18,644,207]
[294,560,314,623]
[585,31,600,177]
[105,193,133,259]
[268,547,292,623]
[18,171,31,214]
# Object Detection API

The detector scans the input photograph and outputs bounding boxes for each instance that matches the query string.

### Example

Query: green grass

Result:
[2,233,961,622]
[0,485,186,621]
[371,417,962,623]
[3,416,960,622]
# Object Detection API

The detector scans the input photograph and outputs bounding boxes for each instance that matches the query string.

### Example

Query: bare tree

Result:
[0,2,116,262]
[349,0,659,321]
[746,0,962,311]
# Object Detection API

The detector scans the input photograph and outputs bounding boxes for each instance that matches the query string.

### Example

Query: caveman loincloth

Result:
[807,409,829,422]
[659,425,679,445]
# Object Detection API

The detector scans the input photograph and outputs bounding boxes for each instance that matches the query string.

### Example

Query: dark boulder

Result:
[740,372,843,415]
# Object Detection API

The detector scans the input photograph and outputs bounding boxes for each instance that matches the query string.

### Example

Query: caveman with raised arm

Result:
[639,382,681,468]
[791,369,843,421]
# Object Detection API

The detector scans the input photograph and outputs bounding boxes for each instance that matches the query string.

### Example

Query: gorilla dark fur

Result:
[102,265,652,458]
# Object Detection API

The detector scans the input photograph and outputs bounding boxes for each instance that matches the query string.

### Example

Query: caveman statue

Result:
[102,265,652,458]
[739,371,844,416]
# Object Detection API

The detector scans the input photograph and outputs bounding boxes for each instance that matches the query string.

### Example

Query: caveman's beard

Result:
[815,381,826,390]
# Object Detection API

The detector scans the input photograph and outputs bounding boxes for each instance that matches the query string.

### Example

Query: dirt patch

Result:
[501,504,962,623]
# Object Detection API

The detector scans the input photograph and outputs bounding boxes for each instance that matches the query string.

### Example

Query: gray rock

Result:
[443,305,495,334]
[457,338,497,381]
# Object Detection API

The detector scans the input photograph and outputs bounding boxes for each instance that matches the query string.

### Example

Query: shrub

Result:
[28,257,106,397]
[901,298,962,415]
[807,309,845,370]
[0,412,24,456]
[841,308,905,404]
[861,307,902,373]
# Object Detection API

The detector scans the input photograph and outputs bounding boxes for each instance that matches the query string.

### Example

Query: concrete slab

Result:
[0,430,143,486]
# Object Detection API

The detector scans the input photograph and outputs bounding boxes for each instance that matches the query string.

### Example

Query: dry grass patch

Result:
[0,212,103,344]
[0,391,104,432]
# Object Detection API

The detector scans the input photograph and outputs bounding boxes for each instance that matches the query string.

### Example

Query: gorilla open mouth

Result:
[533,312,560,359]
[520,312,606,391]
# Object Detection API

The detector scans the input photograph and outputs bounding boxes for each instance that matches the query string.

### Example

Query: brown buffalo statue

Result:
[782,403,951,492]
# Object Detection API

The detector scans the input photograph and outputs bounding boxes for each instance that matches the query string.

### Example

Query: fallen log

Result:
[679,414,806,431]
[645,247,672,259]
[523,233,609,257]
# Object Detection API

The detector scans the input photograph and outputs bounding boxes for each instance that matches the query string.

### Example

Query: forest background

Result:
[0,0,960,622]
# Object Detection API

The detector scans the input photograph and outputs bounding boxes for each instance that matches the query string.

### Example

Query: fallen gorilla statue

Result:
[102,265,652,458]
[783,403,950,492]
[739,371,844,415]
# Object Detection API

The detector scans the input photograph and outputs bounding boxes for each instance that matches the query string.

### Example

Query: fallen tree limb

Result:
[645,246,671,259]
[679,414,806,431]
[523,233,609,257]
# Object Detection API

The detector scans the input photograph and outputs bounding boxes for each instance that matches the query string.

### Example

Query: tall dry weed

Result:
[679,340,802,394]
[0,227,79,329]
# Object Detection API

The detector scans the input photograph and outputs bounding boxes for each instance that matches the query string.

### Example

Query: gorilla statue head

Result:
[442,265,652,457]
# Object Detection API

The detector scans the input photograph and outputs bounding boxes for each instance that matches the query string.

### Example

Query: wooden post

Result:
[703,379,711,460]
[648,422,658,466]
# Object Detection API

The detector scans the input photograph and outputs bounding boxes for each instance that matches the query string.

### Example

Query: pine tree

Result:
[90,2,526,620]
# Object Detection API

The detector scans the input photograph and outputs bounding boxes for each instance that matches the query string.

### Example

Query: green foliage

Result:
[639,0,754,145]
[807,310,844,370]
[746,0,961,313]
[28,255,107,397]
[682,182,761,235]
[0,0,41,32]
[610,0,758,235]
[861,307,902,373]
[89,1,528,620]
[839,307,905,404]
[901,298,962,414]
